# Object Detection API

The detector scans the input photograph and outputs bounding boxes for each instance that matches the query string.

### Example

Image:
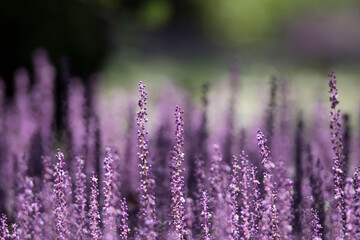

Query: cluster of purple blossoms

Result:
[257,130,280,240]
[200,191,211,240]
[89,173,102,240]
[170,106,186,239]
[0,51,360,240]
[328,72,346,236]
[136,81,157,240]
[54,149,70,240]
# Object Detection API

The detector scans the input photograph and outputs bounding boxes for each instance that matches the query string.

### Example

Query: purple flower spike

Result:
[89,172,102,240]
[137,81,157,239]
[229,155,240,240]
[278,177,294,239]
[119,198,130,240]
[74,157,87,240]
[344,177,356,238]
[209,145,231,238]
[311,209,322,240]
[171,105,186,240]
[256,129,280,240]
[249,165,261,238]
[16,176,36,239]
[0,214,10,239]
[353,168,360,239]
[11,223,20,240]
[329,72,339,109]
[54,149,70,240]
[328,72,345,236]
[239,152,251,239]
[256,129,273,168]
[209,145,223,201]
[194,156,206,234]
[200,191,212,240]
[103,149,117,239]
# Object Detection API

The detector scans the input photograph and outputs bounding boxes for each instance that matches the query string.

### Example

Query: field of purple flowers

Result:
[0,50,359,240]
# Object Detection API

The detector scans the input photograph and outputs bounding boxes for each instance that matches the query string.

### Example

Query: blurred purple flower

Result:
[74,157,87,239]
[328,72,345,237]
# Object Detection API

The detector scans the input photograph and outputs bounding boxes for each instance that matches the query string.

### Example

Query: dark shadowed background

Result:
[0,0,360,101]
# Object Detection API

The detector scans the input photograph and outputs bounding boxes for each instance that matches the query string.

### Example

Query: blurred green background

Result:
[1,0,360,101]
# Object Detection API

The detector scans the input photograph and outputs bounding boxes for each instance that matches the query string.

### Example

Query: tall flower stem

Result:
[74,157,87,240]
[201,191,212,240]
[171,105,186,240]
[103,149,117,239]
[257,130,280,240]
[328,72,345,237]
[54,149,70,240]
[89,172,101,240]
[137,81,157,239]
[229,155,240,240]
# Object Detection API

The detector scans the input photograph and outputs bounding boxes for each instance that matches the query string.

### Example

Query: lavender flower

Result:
[31,194,43,240]
[229,155,240,240]
[11,223,20,240]
[89,173,102,240]
[209,145,224,201]
[74,157,87,239]
[171,105,186,239]
[54,149,70,240]
[239,152,251,239]
[341,114,351,178]
[0,214,9,239]
[277,177,294,239]
[14,156,35,239]
[344,177,356,238]
[111,149,122,206]
[249,165,261,238]
[353,168,360,239]
[311,209,323,240]
[103,149,117,239]
[42,156,53,200]
[200,191,212,240]
[1,58,360,240]
[194,156,206,234]
[308,149,326,237]
[275,157,294,239]
[257,129,280,240]
[137,81,157,239]
[16,176,37,239]
[209,145,231,238]
[119,198,130,240]
[328,72,345,236]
